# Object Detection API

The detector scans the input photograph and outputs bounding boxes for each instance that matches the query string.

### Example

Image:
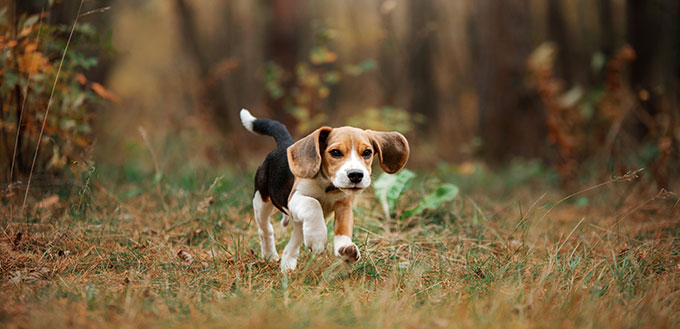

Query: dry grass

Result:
[1,167,679,329]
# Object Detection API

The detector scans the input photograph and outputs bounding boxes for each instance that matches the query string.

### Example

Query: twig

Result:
[535,168,643,227]
[22,1,85,214]
[555,216,586,254]
[138,127,161,177]
[138,126,167,211]
[79,6,111,18]
[590,189,669,251]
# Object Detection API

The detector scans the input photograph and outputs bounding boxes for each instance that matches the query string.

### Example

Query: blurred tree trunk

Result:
[474,0,546,162]
[627,0,679,187]
[378,4,399,106]
[264,0,301,127]
[627,0,679,114]
[408,0,438,129]
[174,0,233,134]
[547,0,572,83]
[15,0,38,16]
[598,0,615,57]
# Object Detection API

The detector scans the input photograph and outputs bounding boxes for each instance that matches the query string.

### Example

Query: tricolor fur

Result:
[240,109,410,272]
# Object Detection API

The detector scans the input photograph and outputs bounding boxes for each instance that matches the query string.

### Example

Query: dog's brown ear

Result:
[367,130,410,174]
[287,127,332,178]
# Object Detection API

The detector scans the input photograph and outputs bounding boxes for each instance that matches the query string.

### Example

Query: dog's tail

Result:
[240,109,294,149]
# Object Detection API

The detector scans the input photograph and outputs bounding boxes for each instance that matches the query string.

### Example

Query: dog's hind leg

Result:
[253,191,279,261]
[280,220,303,272]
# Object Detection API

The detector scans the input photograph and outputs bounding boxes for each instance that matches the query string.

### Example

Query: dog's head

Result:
[287,126,410,192]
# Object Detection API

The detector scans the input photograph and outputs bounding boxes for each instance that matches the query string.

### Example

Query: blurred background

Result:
[1,0,678,196]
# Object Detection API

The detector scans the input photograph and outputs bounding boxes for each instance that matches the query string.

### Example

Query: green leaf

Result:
[358,59,376,72]
[22,15,39,29]
[309,46,337,65]
[323,71,340,84]
[403,183,459,218]
[152,172,163,185]
[575,196,589,208]
[1,71,18,94]
[0,7,8,25]
[373,169,416,213]
[77,23,96,36]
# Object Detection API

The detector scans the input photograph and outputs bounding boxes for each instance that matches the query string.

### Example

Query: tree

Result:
[407,0,438,129]
[174,0,235,135]
[627,0,679,113]
[626,0,680,187]
[264,0,304,127]
[473,0,546,161]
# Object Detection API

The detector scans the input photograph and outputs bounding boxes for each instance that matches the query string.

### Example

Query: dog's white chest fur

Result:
[291,179,349,217]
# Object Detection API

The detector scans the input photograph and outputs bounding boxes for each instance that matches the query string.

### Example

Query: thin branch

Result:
[79,6,111,18]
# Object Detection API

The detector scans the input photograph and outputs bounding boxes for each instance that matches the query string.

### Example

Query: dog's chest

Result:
[320,190,349,215]
[293,179,349,217]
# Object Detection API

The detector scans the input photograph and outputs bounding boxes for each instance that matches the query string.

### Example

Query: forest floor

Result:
[1,162,679,328]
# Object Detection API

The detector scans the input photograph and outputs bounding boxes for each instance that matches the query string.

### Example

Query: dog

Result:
[240,109,409,271]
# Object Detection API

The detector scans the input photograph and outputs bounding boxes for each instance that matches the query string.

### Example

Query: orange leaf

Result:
[91,82,122,104]
[19,52,50,74]
[24,42,37,53]
[75,73,88,85]
[19,26,32,38]
[36,195,60,209]
[19,43,51,74]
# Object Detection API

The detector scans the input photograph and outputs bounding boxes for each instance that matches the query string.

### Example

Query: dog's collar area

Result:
[319,171,338,193]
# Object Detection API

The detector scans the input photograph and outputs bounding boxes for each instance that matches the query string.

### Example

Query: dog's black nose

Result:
[347,170,364,183]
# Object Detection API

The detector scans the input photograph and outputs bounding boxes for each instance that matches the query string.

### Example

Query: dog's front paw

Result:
[280,255,297,272]
[261,248,280,262]
[334,235,360,262]
[303,222,327,254]
[337,244,360,262]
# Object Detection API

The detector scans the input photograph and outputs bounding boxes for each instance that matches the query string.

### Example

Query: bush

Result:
[0,9,115,185]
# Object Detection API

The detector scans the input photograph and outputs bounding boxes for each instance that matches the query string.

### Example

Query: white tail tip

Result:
[240,108,256,132]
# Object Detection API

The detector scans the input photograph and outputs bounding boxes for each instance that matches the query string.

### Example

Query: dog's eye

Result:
[362,149,372,159]
[329,149,343,158]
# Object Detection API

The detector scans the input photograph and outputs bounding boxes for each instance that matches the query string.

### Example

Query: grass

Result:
[1,163,679,328]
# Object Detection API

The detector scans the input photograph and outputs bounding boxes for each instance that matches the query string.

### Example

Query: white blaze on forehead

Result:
[331,142,371,189]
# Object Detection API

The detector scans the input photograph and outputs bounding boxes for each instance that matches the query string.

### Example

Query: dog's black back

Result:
[251,118,295,214]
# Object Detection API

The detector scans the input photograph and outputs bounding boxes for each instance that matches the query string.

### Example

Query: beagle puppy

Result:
[240,109,409,272]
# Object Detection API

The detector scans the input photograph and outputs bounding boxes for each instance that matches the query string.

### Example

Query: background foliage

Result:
[0,5,113,191]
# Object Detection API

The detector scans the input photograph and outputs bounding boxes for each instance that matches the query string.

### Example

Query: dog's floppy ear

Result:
[367,130,410,174]
[287,127,332,178]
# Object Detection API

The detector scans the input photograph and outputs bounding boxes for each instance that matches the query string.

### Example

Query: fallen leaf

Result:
[197,196,214,213]
[36,195,59,209]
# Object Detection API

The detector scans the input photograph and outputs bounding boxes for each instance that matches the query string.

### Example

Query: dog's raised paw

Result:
[338,244,360,262]
[305,233,327,254]
[280,256,297,272]
[303,222,327,254]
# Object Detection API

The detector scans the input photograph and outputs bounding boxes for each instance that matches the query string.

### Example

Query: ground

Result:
[1,162,679,328]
